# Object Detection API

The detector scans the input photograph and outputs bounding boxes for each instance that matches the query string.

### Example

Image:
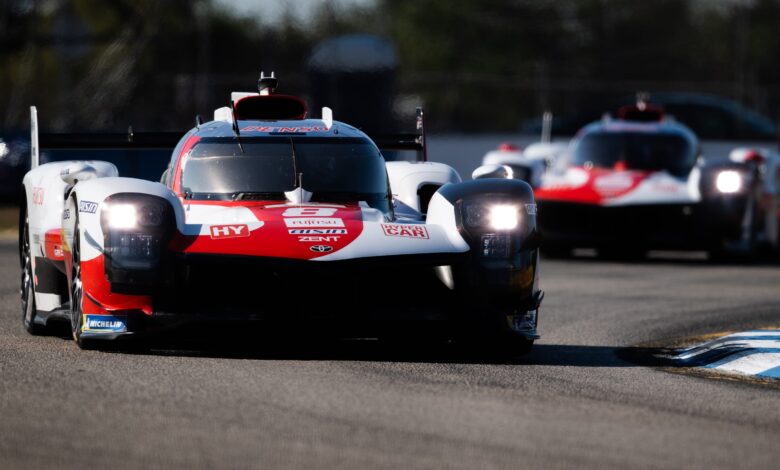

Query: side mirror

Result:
[472,164,513,180]
[60,162,98,185]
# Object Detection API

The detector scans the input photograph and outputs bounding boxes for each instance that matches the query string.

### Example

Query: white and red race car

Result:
[20,74,543,351]
[476,103,780,258]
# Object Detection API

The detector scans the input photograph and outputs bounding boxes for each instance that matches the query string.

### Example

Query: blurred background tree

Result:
[1,0,778,134]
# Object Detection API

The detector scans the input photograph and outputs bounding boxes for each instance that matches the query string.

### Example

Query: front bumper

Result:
[537,199,748,250]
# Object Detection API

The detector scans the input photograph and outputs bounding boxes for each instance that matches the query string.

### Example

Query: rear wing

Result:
[30,106,181,170]
[29,104,428,169]
[30,107,180,181]
[369,107,428,162]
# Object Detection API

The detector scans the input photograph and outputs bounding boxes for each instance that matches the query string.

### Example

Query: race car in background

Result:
[474,101,780,259]
[474,141,566,188]
[20,73,543,353]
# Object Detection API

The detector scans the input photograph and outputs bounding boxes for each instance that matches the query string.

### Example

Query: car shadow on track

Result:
[543,249,780,266]
[101,332,668,368]
[41,317,669,367]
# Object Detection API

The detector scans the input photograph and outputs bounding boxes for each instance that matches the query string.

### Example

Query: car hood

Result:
[535,167,701,206]
[171,200,468,260]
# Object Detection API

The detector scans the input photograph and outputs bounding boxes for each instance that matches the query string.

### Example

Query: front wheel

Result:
[492,335,534,356]
[69,217,95,349]
[598,246,647,261]
[540,243,572,259]
[457,303,538,357]
[21,211,43,335]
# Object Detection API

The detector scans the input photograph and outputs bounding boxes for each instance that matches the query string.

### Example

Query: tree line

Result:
[1,0,778,133]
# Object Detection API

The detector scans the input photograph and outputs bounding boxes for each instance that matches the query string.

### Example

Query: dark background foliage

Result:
[1,0,778,134]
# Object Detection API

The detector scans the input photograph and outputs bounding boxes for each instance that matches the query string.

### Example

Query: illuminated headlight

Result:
[715,170,742,194]
[101,194,174,282]
[105,202,165,229]
[464,203,520,230]
[106,204,137,229]
[489,204,519,230]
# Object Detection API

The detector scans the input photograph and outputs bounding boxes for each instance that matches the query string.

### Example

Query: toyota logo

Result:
[310,245,333,253]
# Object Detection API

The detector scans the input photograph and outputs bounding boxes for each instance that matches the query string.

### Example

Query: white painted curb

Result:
[672,330,780,380]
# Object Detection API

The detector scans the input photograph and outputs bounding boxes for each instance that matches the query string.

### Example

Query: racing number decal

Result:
[283,207,338,217]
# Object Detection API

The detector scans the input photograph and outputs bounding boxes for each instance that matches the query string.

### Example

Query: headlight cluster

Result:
[715,170,742,194]
[101,194,174,279]
[463,202,523,231]
[463,202,521,231]
[105,202,166,229]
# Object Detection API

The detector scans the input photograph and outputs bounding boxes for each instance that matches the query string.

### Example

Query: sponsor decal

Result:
[284,218,344,228]
[298,236,340,242]
[32,187,44,205]
[651,181,683,193]
[209,224,249,239]
[63,209,70,220]
[594,173,635,197]
[79,200,98,214]
[84,314,126,332]
[381,224,429,239]
[283,207,337,217]
[288,229,347,235]
[241,126,329,133]
[525,203,537,215]
[53,246,63,258]
[309,245,333,253]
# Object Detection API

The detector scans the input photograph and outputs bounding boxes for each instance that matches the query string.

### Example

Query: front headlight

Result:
[715,170,742,194]
[105,201,166,229]
[464,203,520,230]
[101,194,174,279]
[489,204,519,230]
[106,204,137,229]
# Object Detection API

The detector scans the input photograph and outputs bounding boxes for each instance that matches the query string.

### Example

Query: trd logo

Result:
[209,224,249,239]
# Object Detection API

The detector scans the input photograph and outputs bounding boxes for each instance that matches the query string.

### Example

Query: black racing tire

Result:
[598,246,647,261]
[540,243,572,259]
[69,215,96,349]
[492,334,535,356]
[457,303,536,358]
[21,210,44,335]
[709,246,755,264]
[709,196,760,263]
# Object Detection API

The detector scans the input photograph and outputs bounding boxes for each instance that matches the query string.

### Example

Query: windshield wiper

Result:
[231,101,244,154]
[311,192,386,202]
[232,191,286,201]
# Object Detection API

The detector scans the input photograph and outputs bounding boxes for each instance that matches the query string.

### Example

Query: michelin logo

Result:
[84,315,126,332]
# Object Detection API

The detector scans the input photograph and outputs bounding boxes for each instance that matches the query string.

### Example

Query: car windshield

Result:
[572,132,696,177]
[181,137,389,210]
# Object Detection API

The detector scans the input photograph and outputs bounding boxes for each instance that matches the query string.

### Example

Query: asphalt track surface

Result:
[1,238,779,469]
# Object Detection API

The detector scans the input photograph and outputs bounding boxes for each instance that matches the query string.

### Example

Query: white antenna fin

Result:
[30,106,39,169]
[284,187,313,205]
[214,106,233,122]
[322,107,333,129]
